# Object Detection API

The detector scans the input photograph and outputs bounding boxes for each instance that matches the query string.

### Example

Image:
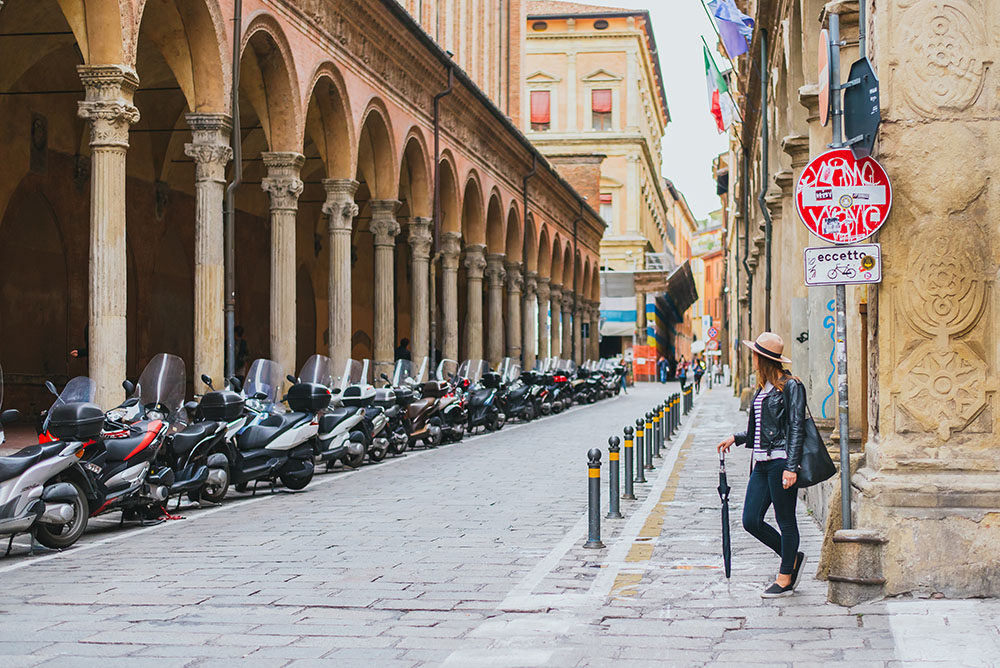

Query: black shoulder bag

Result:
[796,405,837,488]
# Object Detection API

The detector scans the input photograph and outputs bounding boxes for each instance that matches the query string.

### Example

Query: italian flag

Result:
[704,45,735,133]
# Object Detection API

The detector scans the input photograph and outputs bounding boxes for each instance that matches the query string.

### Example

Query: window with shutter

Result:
[592,88,612,130]
[530,90,551,131]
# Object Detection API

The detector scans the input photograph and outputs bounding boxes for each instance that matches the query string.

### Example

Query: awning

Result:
[665,260,699,316]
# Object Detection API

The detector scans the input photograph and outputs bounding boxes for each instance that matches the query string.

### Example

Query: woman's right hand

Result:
[717,434,735,454]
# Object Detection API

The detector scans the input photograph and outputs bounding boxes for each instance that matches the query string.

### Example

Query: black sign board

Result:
[844,57,880,159]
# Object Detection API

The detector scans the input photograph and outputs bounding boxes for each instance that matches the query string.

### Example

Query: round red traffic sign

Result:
[795,148,892,244]
[818,28,830,127]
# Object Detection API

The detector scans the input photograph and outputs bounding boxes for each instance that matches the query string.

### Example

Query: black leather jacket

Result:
[734,377,806,472]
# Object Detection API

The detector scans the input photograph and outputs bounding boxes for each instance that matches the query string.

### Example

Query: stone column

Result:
[549,284,563,358]
[523,272,538,370]
[536,277,550,362]
[561,294,573,360]
[505,261,523,361]
[440,232,462,362]
[261,152,305,378]
[484,253,506,365]
[321,179,359,374]
[572,299,583,364]
[77,65,140,408]
[590,301,601,360]
[463,244,487,360]
[370,200,401,380]
[407,218,433,367]
[184,113,232,393]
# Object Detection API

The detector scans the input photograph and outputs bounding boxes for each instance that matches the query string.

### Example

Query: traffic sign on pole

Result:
[803,243,882,286]
[843,57,881,159]
[818,28,831,127]
[707,326,719,339]
[795,148,892,244]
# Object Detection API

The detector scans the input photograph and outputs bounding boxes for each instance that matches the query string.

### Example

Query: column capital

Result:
[505,262,523,294]
[369,199,401,246]
[407,217,434,260]
[184,113,232,183]
[485,253,506,287]
[549,284,563,300]
[464,244,487,278]
[773,169,795,195]
[536,275,550,301]
[798,83,820,122]
[77,65,140,149]
[780,135,811,169]
[322,178,360,232]
[562,294,574,311]
[523,271,538,298]
[441,231,463,270]
[261,152,305,212]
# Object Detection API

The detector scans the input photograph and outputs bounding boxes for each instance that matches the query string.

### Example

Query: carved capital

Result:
[535,275,550,302]
[523,271,538,299]
[562,294,575,311]
[780,135,810,170]
[773,169,795,195]
[505,262,523,294]
[369,199,401,246]
[549,285,563,303]
[485,253,506,287]
[77,65,140,149]
[184,113,232,183]
[407,217,433,260]
[441,232,463,271]
[464,244,487,278]
[322,178,360,232]
[261,152,305,212]
[798,83,820,122]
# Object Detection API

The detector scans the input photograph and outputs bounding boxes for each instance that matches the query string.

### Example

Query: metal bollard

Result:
[664,400,672,441]
[634,418,646,483]
[654,402,664,457]
[607,437,623,519]
[623,426,635,500]
[674,394,681,429]
[651,406,660,458]
[584,448,605,548]
[644,412,655,471]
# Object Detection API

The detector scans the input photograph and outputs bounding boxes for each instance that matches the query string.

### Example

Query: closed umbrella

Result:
[718,452,732,578]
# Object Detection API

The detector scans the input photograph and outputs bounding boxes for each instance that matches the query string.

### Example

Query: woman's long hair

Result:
[756,353,790,391]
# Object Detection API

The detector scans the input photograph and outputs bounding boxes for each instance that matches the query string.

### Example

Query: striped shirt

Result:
[753,382,786,462]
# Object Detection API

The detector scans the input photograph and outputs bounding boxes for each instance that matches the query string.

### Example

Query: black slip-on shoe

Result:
[761,582,795,598]
[791,552,807,590]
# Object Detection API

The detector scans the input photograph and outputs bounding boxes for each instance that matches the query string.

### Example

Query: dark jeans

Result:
[742,458,799,574]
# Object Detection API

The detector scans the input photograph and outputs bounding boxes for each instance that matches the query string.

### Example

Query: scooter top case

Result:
[421,380,451,398]
[342,384,376,408]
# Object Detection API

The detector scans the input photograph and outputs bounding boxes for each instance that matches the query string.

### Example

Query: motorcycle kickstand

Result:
[4,534,13,557]
[252,480,258,496]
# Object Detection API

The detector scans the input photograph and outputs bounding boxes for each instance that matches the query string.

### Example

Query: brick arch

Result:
[303,62,355,179]
[240,12,302,152]
[399,127,432,218]
[461,170,485,245]
[356,98,399,200]
[505,202,523,264]
[486,190,505,253]
[550,234,564,287]
[537,222,551,278]
[437,150,461,235]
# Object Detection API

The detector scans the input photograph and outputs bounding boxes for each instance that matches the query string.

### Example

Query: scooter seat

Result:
[237,412,308,450]
[319,407,359,432]
[104,430,156,462]
[0,443,53,481]
[170,421,222,456]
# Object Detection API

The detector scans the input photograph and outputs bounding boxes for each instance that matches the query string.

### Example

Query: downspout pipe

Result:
[430,65,454,372]
[757,29,773,332]
[223,0,242,379]
[741,149,752,381]
[522,155,537,367]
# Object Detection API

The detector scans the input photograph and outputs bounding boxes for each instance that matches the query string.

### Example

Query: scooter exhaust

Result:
[39,503,74,524]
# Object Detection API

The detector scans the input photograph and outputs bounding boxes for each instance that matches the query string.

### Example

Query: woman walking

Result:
[717,332,807,598]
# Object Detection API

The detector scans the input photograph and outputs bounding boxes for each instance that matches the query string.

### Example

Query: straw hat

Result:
[742,332,791,364]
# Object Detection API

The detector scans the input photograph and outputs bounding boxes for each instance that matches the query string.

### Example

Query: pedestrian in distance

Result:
[394,338,411,361]
[657,356,668,384]
[677,360,687,389]
[694,357,705,392]
[717,332,807,598]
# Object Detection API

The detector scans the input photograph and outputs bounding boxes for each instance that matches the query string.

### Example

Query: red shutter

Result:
[599,193,612,204]
[530,91,551,124]
[592,88,612,114]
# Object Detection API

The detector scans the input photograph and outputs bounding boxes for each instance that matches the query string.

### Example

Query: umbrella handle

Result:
[719,451,726,473]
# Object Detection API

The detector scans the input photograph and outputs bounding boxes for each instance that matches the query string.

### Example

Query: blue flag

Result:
[707,0,754,57]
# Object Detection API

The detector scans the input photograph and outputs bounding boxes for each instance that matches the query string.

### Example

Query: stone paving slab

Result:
[1,383,999,666]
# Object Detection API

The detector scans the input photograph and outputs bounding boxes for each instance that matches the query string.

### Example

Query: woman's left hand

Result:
[782,471,797,489]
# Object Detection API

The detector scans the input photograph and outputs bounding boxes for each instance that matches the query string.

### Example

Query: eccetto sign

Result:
[795,148,892,244]
[803,243,882,286]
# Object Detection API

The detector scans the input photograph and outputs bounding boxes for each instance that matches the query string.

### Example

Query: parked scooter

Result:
[2,372,92,552]
[338,359,390,463]
[298,355,366,471]
[497,359,536,422]
[462,360,505,433]
[388,358,443,448]
[433,359,467,442]
[223,359,318,492]
[378,357,429,455]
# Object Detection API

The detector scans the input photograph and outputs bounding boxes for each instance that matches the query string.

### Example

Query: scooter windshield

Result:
[337,359,368,392]
[132,353,187,421]
[498,358,521,383]
[435,359,458,381]
[299,354,334,388]
[392,357,428,387]
[42,376,97,433]
[243,359,284,408]
[458,359,489,384]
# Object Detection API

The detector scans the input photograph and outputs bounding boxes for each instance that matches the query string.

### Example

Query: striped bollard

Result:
[584,449,604,548]
[644,412,655,471]
[607,437,623,519]
[634,418,646,483]
[622,426,635,500]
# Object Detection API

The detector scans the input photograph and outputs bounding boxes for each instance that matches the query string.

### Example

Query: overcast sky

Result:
[585,0,730,220]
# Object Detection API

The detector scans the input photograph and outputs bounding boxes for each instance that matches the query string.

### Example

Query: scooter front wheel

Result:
[34,481,89,550]
[195,459,230,504]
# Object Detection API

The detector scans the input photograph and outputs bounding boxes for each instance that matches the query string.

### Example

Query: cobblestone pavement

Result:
[1,384,999,667]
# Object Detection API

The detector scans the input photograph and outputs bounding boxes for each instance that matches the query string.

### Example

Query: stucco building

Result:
[521,1,695,364]
[0,0,606,412]
[721,0,1000,600]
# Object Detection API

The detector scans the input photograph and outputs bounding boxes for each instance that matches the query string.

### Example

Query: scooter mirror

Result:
[45,380,59,397]
[0,408,19,425]
[286,374,297,384]
[122,379,135,395]
[201,374,214,389]
[229,376,242,392]
[184,400,199,414]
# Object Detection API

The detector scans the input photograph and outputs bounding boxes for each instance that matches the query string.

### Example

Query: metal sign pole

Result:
[828,13,852,531]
